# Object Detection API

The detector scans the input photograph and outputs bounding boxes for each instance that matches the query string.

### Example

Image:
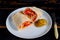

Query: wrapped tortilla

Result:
[23,7,42,22]
[12,7,42,30]
[12,12,32,30]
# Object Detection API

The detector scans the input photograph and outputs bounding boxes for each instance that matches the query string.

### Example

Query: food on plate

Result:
[23,8,37,21]
[23,7,42,21]
[35,19,47,27]
[12,7,43,30]
[12,12,32,30]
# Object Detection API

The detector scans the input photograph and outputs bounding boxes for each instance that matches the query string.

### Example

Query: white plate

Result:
[6,7,52,39]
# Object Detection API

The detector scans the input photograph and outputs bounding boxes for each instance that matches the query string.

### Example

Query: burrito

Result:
[23,7,42,22]
[12,7,42,30]
[12,12,32,30]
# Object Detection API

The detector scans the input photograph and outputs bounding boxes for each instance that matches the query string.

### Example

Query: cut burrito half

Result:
[12,12,32,30]
[23,7,42,22]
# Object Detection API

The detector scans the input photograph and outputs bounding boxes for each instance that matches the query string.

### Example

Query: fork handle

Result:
[54,22,59,39]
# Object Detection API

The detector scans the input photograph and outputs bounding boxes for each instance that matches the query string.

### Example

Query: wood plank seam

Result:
[0,26,60,28]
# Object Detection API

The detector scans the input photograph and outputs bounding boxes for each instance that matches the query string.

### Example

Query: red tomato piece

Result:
[24,8,37,21]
